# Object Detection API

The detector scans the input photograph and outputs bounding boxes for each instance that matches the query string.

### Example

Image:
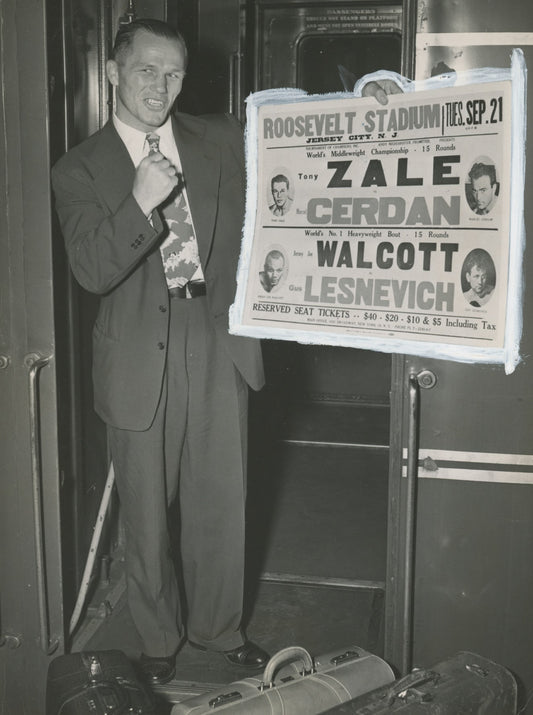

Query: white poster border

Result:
[230,49,526,374]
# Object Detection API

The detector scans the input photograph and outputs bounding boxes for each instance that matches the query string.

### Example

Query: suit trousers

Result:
[107,295,248,657]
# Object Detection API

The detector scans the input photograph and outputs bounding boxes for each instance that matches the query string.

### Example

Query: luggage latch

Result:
[331,650,360,666]
[208,690,242,708]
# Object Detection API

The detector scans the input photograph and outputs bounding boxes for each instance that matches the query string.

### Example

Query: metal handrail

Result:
[401,371,420,675]
[402,368,437,675]
[26,352,59,655]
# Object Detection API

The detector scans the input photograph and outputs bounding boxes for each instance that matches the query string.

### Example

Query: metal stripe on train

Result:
[418,32,533,47]
[401,449,533,484]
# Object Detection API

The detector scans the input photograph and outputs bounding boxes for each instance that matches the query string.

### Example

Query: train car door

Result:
[0,1,67,712]
[386,1,533,706]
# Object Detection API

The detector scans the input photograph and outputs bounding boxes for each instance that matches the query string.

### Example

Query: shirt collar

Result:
[112,113,175,166]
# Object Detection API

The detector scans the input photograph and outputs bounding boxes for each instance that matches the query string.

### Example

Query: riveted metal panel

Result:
[0,1,67,712]
[386,3,533,711]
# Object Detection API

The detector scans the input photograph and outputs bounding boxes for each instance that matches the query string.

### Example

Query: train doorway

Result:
[241,1,403,598]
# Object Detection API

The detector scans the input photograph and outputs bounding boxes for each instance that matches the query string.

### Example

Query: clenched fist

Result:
[133,151,180,216]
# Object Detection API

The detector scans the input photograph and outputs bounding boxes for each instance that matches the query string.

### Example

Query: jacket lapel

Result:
[172,114,220,265]
[88,122,136,212]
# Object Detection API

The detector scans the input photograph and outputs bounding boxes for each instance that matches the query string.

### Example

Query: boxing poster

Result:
[230,51,526,373]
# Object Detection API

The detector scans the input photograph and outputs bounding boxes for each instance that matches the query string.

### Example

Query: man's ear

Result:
[106,59,118,87]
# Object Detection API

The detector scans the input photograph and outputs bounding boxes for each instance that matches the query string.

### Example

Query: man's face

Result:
[106,31,186,132]
[265,256,285,287]
[466,266,488,295]
[471,174,495,212]
[271,181,289,209]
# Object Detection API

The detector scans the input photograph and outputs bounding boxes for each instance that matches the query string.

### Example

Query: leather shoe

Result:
[223,641,270,669]
[139,653,176,685]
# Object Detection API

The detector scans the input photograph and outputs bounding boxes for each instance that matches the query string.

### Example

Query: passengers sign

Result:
[230,52,526,373]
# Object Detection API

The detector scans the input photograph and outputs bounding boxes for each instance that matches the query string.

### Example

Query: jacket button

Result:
[157,342,165,350]
[159,305,167,312]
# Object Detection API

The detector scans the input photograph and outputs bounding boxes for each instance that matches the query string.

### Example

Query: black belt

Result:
[169,281,207,299]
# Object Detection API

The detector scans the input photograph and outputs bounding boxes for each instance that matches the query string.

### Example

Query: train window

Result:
[255,3,403,91]
[296,32,402,94]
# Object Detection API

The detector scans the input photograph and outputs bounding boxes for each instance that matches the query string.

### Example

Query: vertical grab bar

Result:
[401,371,420,675]
[402,368,437,676]
[26,352,59,655]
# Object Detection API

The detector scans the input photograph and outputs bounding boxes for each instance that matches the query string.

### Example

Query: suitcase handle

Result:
[261,646,315,688]
[386,668,439,705]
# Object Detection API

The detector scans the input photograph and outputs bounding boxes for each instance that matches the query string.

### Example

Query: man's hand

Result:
[361,79,403,105]
[132,152,179,216]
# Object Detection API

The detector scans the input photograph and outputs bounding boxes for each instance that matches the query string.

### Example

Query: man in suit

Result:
[52,18,267,685]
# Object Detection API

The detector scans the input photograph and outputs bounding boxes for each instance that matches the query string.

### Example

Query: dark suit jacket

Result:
[52,112,264,431]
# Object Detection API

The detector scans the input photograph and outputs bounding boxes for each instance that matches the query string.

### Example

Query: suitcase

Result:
[46,649,157,715]
[171,644,395,714]
[320,650,517,714]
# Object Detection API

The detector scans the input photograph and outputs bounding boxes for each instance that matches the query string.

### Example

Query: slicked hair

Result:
[111,18,188,65]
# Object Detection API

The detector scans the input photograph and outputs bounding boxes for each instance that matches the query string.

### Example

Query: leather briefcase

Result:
[321,650,517,714]
[171,644,395,714]
[46,649,157,715]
